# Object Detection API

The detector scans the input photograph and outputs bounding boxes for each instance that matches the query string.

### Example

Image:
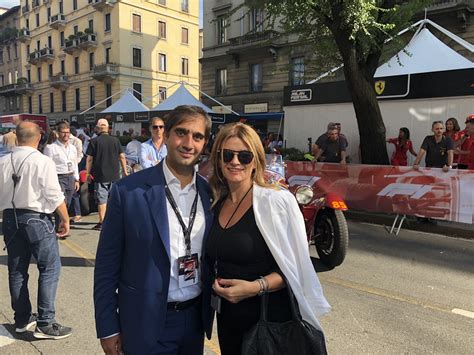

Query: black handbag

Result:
[241,284,327,355]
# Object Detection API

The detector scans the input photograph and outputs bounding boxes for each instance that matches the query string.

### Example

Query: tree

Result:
[242,0,432,164]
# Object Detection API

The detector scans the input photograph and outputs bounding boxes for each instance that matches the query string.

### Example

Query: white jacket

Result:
[253,184,331,329]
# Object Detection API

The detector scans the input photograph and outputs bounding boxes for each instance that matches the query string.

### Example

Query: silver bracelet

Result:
[257,276,269,296]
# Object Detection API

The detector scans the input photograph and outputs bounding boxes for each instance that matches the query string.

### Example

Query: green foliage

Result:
[84,28,94,34]
[0,27,19,43]
[16,77,28,84]
[279,147,308,161]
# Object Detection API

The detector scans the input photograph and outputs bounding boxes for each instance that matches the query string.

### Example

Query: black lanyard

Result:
[165,184,198,257]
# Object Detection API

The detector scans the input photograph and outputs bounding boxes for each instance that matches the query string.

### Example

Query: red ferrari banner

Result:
[285,162,474,224]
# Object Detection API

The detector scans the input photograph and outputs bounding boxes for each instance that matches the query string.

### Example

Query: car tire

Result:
[314,209,349,268]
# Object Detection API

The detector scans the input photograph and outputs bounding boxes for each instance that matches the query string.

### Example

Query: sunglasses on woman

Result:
[152,125,164,130]
[218,149,254,165]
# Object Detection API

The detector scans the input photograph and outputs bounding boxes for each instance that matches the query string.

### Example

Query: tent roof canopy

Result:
[375,27,474,77]
[101,89,149,113]
[152,84,213,113]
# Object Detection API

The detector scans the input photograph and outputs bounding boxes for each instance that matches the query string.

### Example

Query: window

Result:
[216,68,227,95]
[60,31,65,47]
[50,92,54,113]
[36,13,39,27]
[158,0,166,5]
[250,63,263,92]
[0,50,3,64]
[61,60,65,74]
[250,9,264,32]
[26,19,29,29]
[216,16,227,44]
[133,83,142,102]
[0,74,3,86]
[132,48,142,68]
[59,1,63,13]
[36,40,40,51]
[291,57,305,86]
[158,21,166,39]
[7,46,11,61]
[106,83,112,107]
[48,64,53,78]
[89,52,95,70]
[132,14,141,33]
[75,88,80,110]
[181,27,188,44]
[38,94,43,114]
[74,57,79,74]
[105,47,111,64]
[14,43,18,59]
[74,25,78,34]
[158,53,166,72]
[73,0,77,11]
[26,45,30,56]
[105,13,111,31]
[89,86,95,107]
[28,96,32,113]
[37,67,42,82]
[159,86,167,102]
[181,0,188,12]
[48,35,52,48]
[47,7,51,22]
[27,69,31,82]
[88,19,94,32]
[181,57,189,76]
[61,90,66,111]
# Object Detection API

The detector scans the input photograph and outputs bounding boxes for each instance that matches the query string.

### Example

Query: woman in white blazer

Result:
[205,123,330,355]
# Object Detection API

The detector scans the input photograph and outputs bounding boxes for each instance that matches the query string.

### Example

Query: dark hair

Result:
[399,127,410,140]
[57,121,70,132]
[164,105,212,140]
[432,120,444,128]
[445,117,460,132]
[149,116,165,125]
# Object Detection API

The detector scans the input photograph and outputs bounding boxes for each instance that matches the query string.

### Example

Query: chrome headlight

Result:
[295,185,314,205]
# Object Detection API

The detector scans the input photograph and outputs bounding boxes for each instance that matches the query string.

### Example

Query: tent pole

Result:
[79,87,127,115]
[142,81,182,106]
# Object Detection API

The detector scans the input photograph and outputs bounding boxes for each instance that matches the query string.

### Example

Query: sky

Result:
[0,0,204,27]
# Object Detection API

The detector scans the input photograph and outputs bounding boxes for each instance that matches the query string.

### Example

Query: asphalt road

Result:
[0,215,472,354]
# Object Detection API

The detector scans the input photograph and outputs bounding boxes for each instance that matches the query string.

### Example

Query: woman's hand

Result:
[212,278,260,304]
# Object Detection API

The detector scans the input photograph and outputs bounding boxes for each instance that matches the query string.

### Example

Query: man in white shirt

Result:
[43,121,80,232]
[0,121,73,340]
[68,127,84,222]
[94,106,214,354]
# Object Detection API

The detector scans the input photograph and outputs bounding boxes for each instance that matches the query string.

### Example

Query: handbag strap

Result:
[258,274,302,323]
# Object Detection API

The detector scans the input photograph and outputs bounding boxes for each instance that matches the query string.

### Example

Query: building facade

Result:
[13,0,199,123]
[201,0,474,134]
[0,6,26,115]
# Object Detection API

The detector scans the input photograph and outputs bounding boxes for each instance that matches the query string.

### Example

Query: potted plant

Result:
[16,77,28,85]
[84,27,94,35]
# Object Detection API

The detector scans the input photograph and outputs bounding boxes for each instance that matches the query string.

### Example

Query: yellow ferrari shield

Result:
[375,80,385,95]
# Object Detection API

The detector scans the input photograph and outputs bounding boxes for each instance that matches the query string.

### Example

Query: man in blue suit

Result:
[94,106,214,354]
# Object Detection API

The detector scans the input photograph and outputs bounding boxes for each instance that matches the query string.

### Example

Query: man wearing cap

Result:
[457,115,474,170]
[456,115,474,170]
[85,119,128,231]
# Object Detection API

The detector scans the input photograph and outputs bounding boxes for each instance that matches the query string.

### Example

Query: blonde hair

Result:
[209,122,275,207]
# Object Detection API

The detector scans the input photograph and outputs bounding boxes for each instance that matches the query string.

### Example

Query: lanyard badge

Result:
[165,185,200,288]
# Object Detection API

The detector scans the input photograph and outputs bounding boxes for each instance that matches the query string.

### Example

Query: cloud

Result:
[0,0,20,9]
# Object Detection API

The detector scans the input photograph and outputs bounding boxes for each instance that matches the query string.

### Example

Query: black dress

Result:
[206,206,291,355]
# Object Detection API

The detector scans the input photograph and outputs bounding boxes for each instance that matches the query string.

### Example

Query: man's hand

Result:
[340,159,347,165]
[74,181,80,191]
[442,165,450,172]
[57,220,70,238]
[100,334,123,355]
[413,164,419,171]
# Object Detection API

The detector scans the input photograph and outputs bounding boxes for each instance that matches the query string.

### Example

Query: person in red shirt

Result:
[457,115,474,170]
[444,117,464,165]
[386,127,417,166]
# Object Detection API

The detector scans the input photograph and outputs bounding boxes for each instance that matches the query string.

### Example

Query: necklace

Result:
[223,185,253,228]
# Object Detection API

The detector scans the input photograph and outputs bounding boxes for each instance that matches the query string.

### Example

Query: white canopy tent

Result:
[101,89,149,113]
[152,84,213,113]
[375,27,474,77]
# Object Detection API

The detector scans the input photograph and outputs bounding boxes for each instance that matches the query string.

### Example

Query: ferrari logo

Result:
[375,81,385,95]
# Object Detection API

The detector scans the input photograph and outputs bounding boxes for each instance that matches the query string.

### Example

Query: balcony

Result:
[92,63,118,82]
[0,83,34,96]
[22,4,30,13]
[428,0,474,9]
[50,74,69,89]
[17,29,31,43]
[32,0,40,8]
[37,48,55,63]
[92,0,116,11]
[28,51,39,65]
[49,13,67,29]
[79,33,98,49]
[64,38,81,54]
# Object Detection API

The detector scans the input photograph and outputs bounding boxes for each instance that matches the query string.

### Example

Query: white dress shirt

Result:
[70,135,84,161]
[163,159,205,302]
[43,140,79,180]
[0,146,65,213]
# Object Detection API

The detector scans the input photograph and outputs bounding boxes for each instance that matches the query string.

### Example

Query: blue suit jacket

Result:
[93,162,214,354]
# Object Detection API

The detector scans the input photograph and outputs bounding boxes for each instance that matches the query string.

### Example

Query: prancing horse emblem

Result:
[375,81,386,95]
